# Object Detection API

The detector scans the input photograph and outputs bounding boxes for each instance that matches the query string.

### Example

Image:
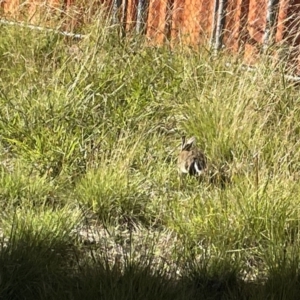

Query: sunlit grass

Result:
[1,14,300,299]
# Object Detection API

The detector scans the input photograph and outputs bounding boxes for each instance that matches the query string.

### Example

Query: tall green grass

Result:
[1,16,300,299]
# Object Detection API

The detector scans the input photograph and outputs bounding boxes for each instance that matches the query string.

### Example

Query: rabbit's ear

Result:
[182,136,195,151]
[181,136,186,150]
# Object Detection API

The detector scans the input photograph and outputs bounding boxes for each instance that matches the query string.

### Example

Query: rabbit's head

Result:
[181,136,196,151]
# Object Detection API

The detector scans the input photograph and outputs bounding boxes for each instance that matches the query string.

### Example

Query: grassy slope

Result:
[1,18,300,299]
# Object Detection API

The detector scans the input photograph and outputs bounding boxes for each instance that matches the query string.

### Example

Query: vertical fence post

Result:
[263,0,279,51]
[136,0,147,33]
[214,0,226,52]
[210,0,218,48]
[112,0,124,24]
[213,0,226,52]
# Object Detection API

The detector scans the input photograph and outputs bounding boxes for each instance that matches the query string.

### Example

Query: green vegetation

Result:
[1,16,300,300]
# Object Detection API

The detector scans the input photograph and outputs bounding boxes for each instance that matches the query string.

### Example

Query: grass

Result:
[1,15,300,299]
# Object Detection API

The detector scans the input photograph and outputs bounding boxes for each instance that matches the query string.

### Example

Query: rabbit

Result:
[177,136,207,177]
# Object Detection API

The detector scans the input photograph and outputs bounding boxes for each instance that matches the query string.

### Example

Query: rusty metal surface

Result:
[1,0,300,69]
[146,0,168,44]
[223,0,249,52]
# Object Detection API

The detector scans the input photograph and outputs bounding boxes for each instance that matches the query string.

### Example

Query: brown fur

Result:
[178,136,207,176]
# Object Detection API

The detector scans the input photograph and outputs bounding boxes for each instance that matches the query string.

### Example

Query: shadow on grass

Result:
[0,232,300,300]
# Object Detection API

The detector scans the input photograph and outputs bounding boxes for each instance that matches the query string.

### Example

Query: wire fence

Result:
[1,0,300,71]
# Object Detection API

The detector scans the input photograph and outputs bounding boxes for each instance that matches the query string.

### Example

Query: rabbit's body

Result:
[178,136,207,176]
